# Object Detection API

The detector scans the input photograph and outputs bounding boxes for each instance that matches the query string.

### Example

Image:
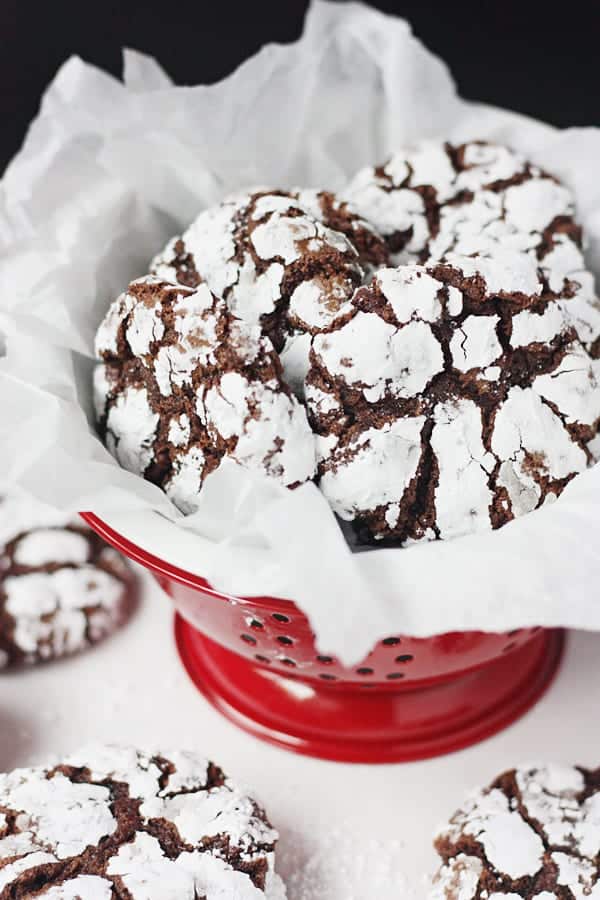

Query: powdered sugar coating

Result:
[0,745,285,898]
[454,789,545,880]
[13,529,89,567]
[101,382,160,477]
[430,855,483,900]
[318,417,425,525]
[343,144,452,261]
[493,389,588,517]
[344,140,561,263]
[95,276,315,514]
[313,312,444,403]
[307,254,600,543]
[432,763,600,899]
[0,496,133,668]
[150,190,388,390]
[0,771,116,860]
[39,876,114,899]
[430,399,496,540]
[344,140,600,356]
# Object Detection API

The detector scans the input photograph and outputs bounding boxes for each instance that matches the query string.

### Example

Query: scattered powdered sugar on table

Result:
[278,825,419,900]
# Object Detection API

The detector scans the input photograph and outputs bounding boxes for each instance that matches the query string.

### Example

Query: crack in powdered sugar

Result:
[94,276,316,515]
[306,253,600,544]
[343,139,600,356]
[150,189,389,393]
[431,763,600,900]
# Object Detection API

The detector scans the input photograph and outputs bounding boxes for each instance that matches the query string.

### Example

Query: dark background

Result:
[2,0,599,174]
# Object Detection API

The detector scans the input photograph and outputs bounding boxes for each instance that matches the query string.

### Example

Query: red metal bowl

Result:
[82,512,564,764]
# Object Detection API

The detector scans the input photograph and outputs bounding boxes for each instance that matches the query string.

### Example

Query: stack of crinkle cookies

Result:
[95,140,600,545]
[3,141,600,900]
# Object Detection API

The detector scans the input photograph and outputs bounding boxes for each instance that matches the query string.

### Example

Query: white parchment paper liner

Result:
[2,0,600,664]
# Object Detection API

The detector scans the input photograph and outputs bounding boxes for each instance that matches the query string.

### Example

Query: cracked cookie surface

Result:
[343,140,600,354]
[0,745,285,899]
[0,497,133,668]
[150,189,388,394]
[305,253,600,544]
[94,276,316,515]
[431,763,600,900]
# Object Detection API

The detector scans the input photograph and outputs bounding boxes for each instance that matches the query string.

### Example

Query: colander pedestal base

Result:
[175,617,564,763]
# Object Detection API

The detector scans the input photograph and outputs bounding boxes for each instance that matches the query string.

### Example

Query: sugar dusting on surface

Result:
[277,825,420,899]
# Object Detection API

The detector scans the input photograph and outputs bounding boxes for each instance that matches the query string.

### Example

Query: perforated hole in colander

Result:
[249,619,264,630]
[272,613,291,623]
[395,654,414,664]
[276,636,293,646]
[255,654,271,664]
[386,672,405,680]
[280,658,296,667]
[240,634,257,645]
[381,637,401,646]
[316,655,334,664]
[356,667,374,676]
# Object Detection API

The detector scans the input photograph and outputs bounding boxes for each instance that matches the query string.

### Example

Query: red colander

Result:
[82,512,564,764]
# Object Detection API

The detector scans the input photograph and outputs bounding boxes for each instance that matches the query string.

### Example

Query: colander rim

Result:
[80,511,297,614]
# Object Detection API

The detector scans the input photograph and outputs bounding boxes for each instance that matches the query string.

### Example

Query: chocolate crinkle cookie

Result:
[95,140,600,545]
[150,189,388,394]
[343,140,600,354]
[94,275,316,514]
[305,253,600,544]
[0,496,133,668]
[431,763,600,900]
[0,744,286,898]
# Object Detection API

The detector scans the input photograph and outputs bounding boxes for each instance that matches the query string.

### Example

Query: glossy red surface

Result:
[83,512,565,762]
[175,619,564,762]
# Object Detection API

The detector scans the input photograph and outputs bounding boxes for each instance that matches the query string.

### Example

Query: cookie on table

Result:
[431,763,600,899]
[150,189,388,394]
[305,253,600,544]
[343,140,600,354]
[95,276,316,514]
[0,745,286,898]
[0,497,134,669]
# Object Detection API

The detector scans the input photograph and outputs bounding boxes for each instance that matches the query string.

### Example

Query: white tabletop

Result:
[2,568,599,899]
